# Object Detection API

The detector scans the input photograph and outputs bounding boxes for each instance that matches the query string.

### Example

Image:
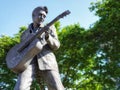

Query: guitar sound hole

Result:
[30,30,32,33]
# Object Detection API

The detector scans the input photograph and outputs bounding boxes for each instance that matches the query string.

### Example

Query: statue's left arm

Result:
[45,25,60,50]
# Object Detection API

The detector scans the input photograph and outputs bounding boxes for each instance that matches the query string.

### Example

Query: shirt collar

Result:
[29,23,44,33]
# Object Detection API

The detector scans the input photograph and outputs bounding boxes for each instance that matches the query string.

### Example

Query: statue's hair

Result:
[32,6,48,17]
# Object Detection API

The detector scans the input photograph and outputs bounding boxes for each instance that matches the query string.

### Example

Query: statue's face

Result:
[32,10,47,24]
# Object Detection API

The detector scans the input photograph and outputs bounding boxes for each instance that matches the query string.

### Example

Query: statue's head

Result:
[32,6,48,25]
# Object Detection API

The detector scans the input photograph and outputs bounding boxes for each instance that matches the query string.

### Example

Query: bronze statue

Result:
[6,6,70,90]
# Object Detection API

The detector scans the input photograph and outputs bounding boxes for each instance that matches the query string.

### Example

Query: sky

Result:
[0,0,99,36]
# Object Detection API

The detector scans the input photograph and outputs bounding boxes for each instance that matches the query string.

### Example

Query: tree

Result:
[56,23,103,90]
[55,0,120,89]
[88,0,120,89]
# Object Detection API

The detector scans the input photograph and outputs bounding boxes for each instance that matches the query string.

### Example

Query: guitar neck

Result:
[35,10,70,38]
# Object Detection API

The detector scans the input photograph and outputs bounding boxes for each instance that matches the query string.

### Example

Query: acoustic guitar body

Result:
[6,38,42,73]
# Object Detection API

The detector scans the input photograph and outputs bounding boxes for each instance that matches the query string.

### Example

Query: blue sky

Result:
[0,0,99,36]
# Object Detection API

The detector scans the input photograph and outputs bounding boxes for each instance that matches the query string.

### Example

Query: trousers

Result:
[14,64,65,90]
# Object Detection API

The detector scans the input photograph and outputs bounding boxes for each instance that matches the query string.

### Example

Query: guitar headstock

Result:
[47,10,71,27]
[58,10,71,18]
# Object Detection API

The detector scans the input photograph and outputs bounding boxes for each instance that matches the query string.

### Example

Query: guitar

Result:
[6,10,70,73]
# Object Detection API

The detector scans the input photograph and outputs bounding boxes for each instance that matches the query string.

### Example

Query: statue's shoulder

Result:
[22,23,33,34]
[21,23,32,41]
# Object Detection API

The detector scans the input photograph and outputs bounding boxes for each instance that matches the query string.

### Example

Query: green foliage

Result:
[89,0,120,89]
[65,0,120,89]
[0,35,17,89]
[55,0,120,89]
[56,24,102,90]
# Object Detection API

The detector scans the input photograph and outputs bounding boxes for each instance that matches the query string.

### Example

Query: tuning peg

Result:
[66,10,71,14]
